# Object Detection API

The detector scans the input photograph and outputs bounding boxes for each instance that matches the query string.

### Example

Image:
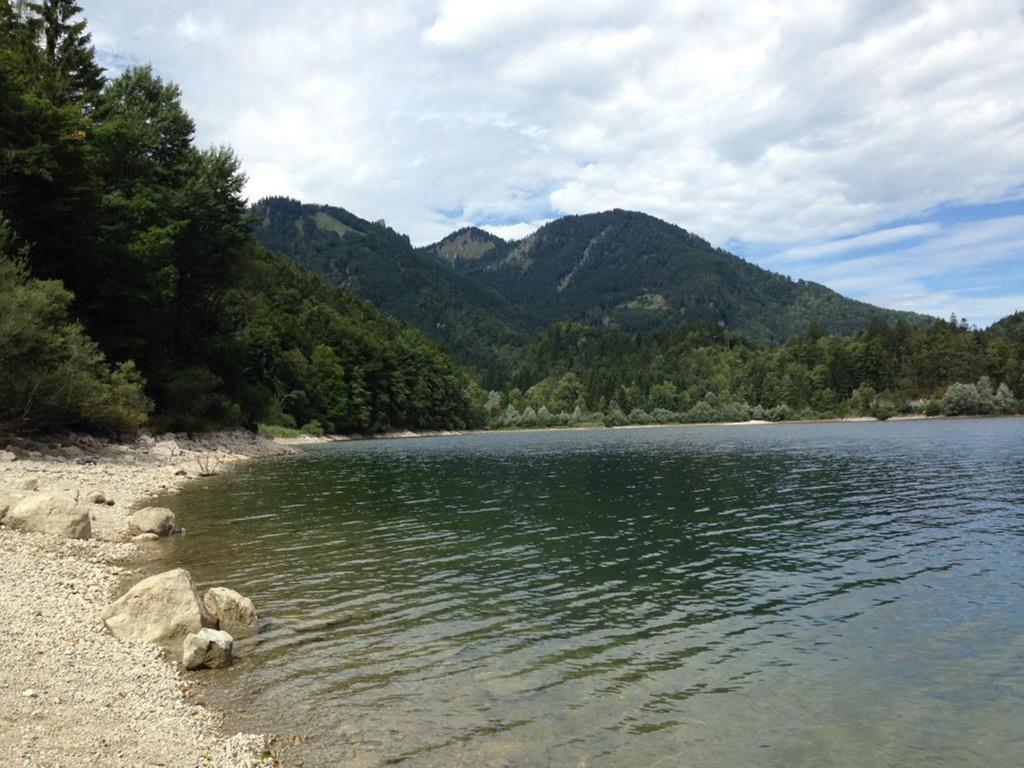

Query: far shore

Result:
[272,411,1018,446]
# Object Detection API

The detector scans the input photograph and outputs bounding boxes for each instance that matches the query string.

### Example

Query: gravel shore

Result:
[0,431,294,767]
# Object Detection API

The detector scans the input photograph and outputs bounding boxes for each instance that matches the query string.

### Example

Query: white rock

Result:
[101,568,214,644]
[128,507,176,536]
[132,533,160,542]
[84,491,107,504]
[203,587,258,638]
[0,449,16,461]
[4,494,92,539]
[0,492,28,522]
[182,628,233,670]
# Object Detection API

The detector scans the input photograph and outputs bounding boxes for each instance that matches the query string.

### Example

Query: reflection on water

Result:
[152,419,1024,767]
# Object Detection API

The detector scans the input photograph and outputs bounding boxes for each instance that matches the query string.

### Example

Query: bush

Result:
[685,400,719,423]
[651,407,677,424]
[258,423,302,438]
[0,225,152,433]
[301,420,325,436]
[940,382,980,416]
[994,382,1016,414]
[627,408,653,424]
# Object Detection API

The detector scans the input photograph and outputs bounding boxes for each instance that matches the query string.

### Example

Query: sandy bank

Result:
[0,431,293,767]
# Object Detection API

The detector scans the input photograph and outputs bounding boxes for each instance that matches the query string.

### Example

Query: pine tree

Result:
[28,0,103,106]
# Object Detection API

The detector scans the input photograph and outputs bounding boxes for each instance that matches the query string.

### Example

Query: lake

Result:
[151,419,1024,767]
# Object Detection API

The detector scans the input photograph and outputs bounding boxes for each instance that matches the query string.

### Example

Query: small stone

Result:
[84,491,107,504]
[22,689,37,698]
[132,533,160,542]
[182,628,233,670]
[174,469,188,476]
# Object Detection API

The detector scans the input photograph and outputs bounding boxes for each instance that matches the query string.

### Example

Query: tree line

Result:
[482,316,1024,427]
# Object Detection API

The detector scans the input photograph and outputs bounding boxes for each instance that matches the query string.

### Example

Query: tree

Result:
[0,216,150,432]
[28,0,103,106]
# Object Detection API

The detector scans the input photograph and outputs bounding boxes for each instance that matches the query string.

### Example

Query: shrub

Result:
[0,225,152,433]
[627,408,653,424]
[940,382,980,416]
[994,383,1016,414]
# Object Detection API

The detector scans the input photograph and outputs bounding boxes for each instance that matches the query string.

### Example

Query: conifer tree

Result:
[28,0,103,106]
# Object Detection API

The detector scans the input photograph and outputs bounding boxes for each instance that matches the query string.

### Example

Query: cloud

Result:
[777,214,1024,325]
[771,223,942,262]
[83,0,1024,321]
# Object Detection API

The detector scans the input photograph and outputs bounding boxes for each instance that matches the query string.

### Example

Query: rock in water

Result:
[182,628,233,670]
[203,587,259,638]
[4,494,92,539]
[102,568,215,644]
[132,532,160,542]
[128,506,177,536]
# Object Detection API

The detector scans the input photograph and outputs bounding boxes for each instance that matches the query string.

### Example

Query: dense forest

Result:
[0,0,482,435]
[421,211,933,346]
[250,197,535,374]
[484,314,1024,427]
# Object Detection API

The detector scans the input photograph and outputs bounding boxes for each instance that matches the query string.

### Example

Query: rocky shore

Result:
[0,431,293,767]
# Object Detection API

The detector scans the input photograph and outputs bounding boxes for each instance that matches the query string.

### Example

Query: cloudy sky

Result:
[86,1,1024,325]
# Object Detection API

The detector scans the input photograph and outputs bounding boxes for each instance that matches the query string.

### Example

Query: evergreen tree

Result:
[28,0,103,106]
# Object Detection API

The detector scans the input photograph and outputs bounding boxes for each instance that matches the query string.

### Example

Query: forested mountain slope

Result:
[423,210,934,344]
[250,198,536,374]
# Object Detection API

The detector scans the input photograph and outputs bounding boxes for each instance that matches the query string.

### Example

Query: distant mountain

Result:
[253,200,934,374]
[250,198,537,375]
[421,210,933,344]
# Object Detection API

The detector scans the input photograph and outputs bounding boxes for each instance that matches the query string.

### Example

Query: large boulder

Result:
[182,628,233,670]
[102,568,214,644]
[203,587,259,638]
[128,506,176,536]
[4,494,91,539]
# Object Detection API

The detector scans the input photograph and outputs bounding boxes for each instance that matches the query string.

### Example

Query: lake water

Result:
[152,419,1024,767]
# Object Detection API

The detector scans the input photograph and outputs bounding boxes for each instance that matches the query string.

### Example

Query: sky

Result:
[85,1,1024,326]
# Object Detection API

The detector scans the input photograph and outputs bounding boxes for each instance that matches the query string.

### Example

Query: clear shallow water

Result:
[153,419,1024,767]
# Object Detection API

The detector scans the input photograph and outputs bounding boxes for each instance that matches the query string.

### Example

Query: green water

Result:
[151,419,1024,767]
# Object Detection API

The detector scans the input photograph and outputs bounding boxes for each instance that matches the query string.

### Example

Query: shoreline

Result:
[274,412,1018,446]
[0,430,293,767]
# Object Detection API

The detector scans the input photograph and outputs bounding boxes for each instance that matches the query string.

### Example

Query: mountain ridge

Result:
[251,198,935,373]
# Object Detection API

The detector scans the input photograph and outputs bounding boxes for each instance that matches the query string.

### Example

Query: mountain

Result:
[253,200,934,372]
[421,210,933,344]
[250,198,538,377]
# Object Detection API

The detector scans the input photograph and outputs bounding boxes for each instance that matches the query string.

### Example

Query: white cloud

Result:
[83,0,1024,319]
[771,223,942,262]
[481,220,550,241]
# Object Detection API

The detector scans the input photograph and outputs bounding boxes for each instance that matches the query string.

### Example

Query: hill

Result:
[250,198,536,378]
[422,210,934,344]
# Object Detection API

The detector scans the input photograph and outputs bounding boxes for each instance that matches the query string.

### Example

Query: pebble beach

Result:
[0,431,292,767]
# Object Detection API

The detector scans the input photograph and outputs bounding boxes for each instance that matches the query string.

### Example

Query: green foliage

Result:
[250,197,534,380]
[0,217,151,432]
[482,317,1024,428]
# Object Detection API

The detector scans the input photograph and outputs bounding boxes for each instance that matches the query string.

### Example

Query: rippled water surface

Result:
[154,420,1024,767]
